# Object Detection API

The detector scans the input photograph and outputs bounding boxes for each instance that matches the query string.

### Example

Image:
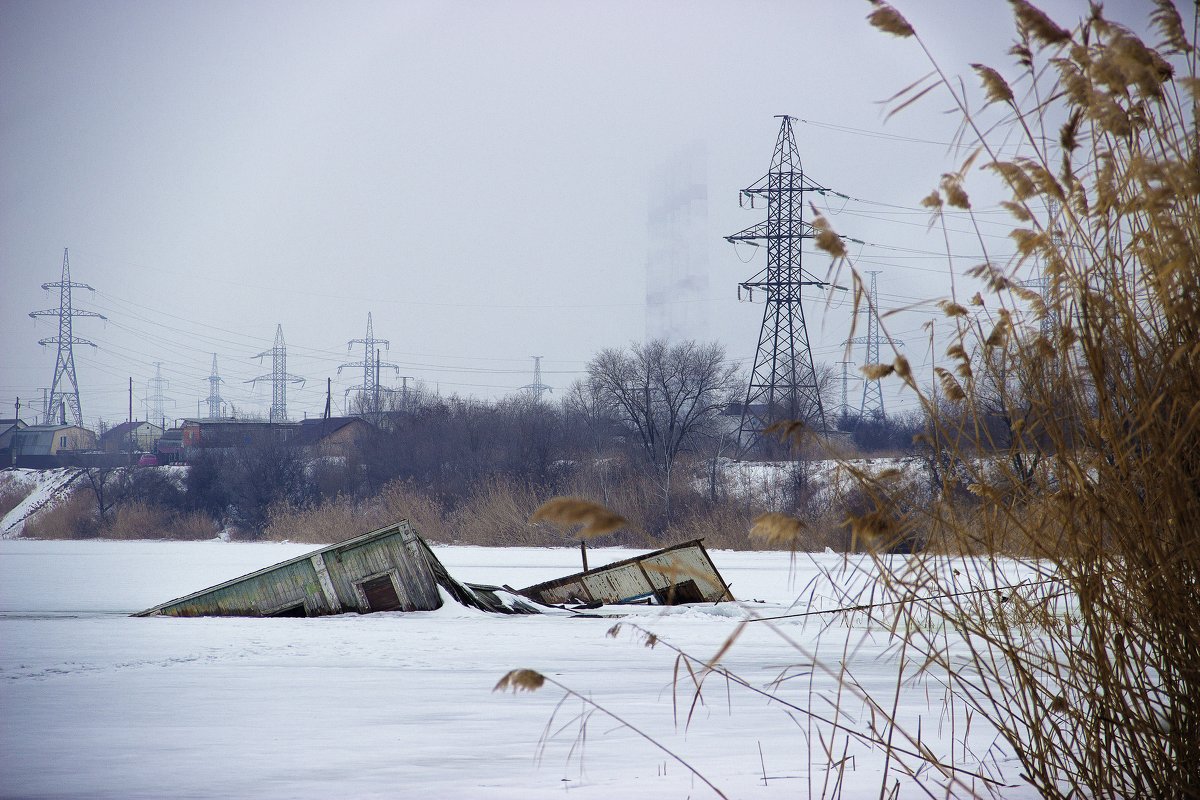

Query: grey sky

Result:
[0,0,1164,429]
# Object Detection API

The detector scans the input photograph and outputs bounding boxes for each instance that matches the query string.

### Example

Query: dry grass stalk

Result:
[529,496,627,539]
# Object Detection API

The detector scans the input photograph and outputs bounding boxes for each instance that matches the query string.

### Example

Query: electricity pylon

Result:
[726,115,834,455]
[836,359,858,427]
[845,271,887,421]
[249,324,304,423]
[339,312,398,419]
[28,248,106,427]
[206,354,225,419]
[522,355,553,402]
[144,362,175,429]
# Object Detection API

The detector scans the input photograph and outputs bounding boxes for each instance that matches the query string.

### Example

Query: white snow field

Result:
[0,540,1039,799]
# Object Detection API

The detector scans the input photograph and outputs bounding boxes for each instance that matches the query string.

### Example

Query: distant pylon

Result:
[249,325,304,423]
[28,248,106,427]
[1019,198,1063,338]
[726,115,835,454]
[836,359,858,426]
[144,362,175,429]
[339,312,398,418]
[846,271,887,421]
[206,354,225,419]
[521,356,553,401]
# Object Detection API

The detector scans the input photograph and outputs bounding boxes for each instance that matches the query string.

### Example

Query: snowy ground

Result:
[0,540,1038,799]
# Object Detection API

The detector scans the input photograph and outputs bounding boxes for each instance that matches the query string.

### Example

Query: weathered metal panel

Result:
[531,579,592,605]
[582,566,655,604]
[134,521,443,617]
[641,548,728,603]
[518,540,733,606]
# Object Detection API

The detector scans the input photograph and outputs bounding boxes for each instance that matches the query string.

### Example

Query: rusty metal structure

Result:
[518,540,733,606]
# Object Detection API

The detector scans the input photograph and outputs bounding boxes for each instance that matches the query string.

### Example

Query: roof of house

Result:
[100,420,162,440]
[293,416,370,447]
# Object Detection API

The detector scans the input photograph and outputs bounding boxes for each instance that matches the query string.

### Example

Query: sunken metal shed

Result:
[135,520,443,617]
[518,539,734,606]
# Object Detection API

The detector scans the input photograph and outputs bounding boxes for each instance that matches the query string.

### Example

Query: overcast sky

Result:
[0,0,1164,429]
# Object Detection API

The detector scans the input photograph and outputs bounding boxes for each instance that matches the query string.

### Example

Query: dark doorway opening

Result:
[268,602,307,617]
[360,575,403,611]
[656,579,705,605]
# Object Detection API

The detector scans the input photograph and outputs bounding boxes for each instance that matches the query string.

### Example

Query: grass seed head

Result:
[494,669,545,693]
[867,1,915,38]
[530,497,627,539]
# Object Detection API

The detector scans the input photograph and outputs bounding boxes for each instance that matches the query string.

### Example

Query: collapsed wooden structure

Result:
[518,539,733,606]
[135,522,732,618]
[135,521,536,618]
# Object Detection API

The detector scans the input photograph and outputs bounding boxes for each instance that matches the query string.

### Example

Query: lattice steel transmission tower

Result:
[144,362,174,429]
[249,325,304,423]
[846,271,887,421]
[836,359,858,427]
[726,116,834,454]
[522,356,553,402]
[29,248,106,426]
[206,354,225,419]
[339,312,398,418]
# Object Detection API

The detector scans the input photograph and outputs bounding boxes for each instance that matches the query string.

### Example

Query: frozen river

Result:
[0,539,1034,798]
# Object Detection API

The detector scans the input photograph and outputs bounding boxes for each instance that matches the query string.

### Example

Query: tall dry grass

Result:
[22,488,99,539]
[498,3,1198,797]
[822,2,1200,796]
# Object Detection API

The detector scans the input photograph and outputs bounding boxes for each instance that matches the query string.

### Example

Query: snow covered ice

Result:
[0,539,1038,798]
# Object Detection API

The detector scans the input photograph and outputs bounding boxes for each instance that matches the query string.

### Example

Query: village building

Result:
[98,421,163,454]
[10,424,99,468]
[0,418,28,465]
[292,417,375,459]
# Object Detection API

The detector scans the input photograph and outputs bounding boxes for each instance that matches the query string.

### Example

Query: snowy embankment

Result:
[0,539,1041,799]
[0,468,83,538]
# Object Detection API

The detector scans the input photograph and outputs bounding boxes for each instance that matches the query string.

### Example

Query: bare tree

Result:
[585,339,740,477]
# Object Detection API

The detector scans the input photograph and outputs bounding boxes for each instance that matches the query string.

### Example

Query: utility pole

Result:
[10,397,18,468]
[726,116,838,455]
[248,324,305,423]
[521,356,553,402]
[28,249,106,427]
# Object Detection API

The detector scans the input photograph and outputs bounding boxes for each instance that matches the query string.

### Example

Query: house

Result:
[155,427,184,463]
[98,421,163,454]
[11,424,99,468]
[293,416,375,458]
[135,520,537,617]
[179,418,299,454]
[0,418,28,464]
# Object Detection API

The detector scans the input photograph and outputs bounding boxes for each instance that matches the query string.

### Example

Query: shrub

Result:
[23,488,98,539]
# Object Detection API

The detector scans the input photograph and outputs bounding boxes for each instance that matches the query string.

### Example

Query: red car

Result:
[137,454,159,467]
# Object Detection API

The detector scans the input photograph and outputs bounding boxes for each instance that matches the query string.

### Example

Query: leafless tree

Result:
[585,339,740,478]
